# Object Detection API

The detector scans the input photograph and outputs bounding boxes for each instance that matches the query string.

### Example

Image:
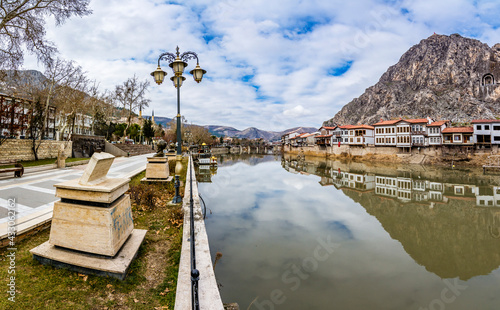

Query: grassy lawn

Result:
[2,157,89,168]
[0,158,187,309]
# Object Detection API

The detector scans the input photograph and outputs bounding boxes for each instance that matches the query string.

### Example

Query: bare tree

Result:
[41,58,86,140]
[53,72,88,140]
[0,0,91,69]
[114,75,150,139]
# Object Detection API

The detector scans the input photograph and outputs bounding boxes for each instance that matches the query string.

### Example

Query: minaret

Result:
[152,110,155,124]
[139,106,142,119]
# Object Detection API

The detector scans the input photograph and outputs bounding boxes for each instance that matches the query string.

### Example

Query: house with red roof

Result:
[373,117,434,149]
[347,125,375,146]
[373,119,399,147]
[337,125,354,145]
[442,127,474,145]
[315,126,337,147]
[427,120,450,146]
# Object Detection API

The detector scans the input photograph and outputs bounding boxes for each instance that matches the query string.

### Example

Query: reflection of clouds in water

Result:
[201,156,500,310]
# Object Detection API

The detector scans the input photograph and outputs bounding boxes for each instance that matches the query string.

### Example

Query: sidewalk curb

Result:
[0,158,147,246]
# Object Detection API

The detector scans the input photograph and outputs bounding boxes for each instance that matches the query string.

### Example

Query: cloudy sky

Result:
[22,0,500,131]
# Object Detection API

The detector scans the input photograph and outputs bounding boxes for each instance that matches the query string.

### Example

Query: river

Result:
[197,154,500,310]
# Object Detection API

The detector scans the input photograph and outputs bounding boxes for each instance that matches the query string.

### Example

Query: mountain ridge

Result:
[323,34,500,126]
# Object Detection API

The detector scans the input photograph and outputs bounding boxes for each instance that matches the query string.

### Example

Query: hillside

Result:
[324,34,500,126]
[204,125,317,141]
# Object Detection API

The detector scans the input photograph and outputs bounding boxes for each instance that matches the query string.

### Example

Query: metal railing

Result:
[189,156,200,310]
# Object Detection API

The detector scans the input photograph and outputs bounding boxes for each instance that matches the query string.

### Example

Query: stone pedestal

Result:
[57,144,67,168]
[142,156,173,182]
[31,152,146,279]
[49,194,133,256]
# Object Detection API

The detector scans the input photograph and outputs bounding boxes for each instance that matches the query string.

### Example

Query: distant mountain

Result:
[324,34,500,126]
[149,116,173,127]
[204,125,318,141]
[0,70,47,94]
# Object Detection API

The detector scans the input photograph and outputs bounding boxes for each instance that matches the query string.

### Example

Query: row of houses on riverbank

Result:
[283,117,500,151]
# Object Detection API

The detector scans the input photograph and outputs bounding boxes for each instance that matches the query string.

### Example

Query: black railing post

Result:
[190,156,200,310]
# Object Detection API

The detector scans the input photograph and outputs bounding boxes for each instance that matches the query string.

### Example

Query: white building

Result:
[373,119,399,146]
[347,125,374,146]
[56,112,94,140]
[427,120,449,146]
[472,119,500,148]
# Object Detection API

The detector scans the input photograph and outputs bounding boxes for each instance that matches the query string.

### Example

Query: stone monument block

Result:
[79,152,115,185]
[145,157,169,179]
[31,152,146,279]
[49,194,134,256]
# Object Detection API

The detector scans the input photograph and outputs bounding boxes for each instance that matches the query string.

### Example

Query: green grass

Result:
[2,157,88,168]
[0,158,187,309]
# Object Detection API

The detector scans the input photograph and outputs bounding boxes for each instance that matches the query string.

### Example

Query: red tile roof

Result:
[442,127,473,133]
[338,125,355,129]
[405,118,430,124]
[350,124,374,130]
[471,119,500,123]
[373,118,431,126]
[428,120,449,127]
[372,119,400,126]
[320,126,337,130]
[315,134,333,138]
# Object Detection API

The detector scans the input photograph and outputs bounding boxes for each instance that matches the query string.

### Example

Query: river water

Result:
[197,154,500,310]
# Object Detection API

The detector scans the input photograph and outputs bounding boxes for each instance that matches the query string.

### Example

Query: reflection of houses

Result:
[328,169,375,191]
[476,186,500,207]
[283,156,500,208]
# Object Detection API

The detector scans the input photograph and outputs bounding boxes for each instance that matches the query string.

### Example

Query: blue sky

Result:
[23,0,500,131]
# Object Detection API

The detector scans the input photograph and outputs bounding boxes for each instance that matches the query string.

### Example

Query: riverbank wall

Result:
[283,144,499,167]
[175,156,224,310]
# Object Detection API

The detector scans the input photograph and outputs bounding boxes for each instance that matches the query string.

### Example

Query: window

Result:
[494,136,500,141]
[485,125,490,130]
[454,135,461,141]
[494,126,500,131]
[477,125,482,130]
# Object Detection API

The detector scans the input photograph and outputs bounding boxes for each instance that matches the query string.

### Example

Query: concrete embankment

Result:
[175,156,224,310]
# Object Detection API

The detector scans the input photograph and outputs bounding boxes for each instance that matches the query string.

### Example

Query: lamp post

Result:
[151,46,206,204]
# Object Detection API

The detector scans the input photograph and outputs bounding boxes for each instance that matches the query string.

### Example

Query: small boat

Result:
[197,143,217,166]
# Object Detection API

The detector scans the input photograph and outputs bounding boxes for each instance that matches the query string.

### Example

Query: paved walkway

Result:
[0,153,154,240]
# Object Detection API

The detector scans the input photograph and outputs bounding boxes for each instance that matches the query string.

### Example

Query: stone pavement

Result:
[0,153,154,240]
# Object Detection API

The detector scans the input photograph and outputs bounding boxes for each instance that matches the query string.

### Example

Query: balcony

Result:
[411,130,427,136]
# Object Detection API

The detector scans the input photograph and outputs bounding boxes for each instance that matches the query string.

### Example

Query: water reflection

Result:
[199,155,500,310]
[283,155,500,281]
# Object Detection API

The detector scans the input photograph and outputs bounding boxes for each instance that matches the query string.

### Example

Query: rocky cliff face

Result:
[324,34,500,126]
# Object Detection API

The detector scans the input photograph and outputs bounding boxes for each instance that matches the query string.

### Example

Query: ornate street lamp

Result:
[151,46,206,203]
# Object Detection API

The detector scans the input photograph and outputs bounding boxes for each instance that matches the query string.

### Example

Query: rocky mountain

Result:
[324,34,500,126]
[204,125,317,141]
[0,70,47,94]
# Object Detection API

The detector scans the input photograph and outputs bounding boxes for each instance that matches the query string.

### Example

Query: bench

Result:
[0,159,24,177]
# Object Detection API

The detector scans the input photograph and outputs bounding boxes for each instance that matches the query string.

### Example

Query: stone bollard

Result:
[56,144,67,168]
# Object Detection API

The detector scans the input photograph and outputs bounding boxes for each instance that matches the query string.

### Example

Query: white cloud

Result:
[18,0,500,131]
